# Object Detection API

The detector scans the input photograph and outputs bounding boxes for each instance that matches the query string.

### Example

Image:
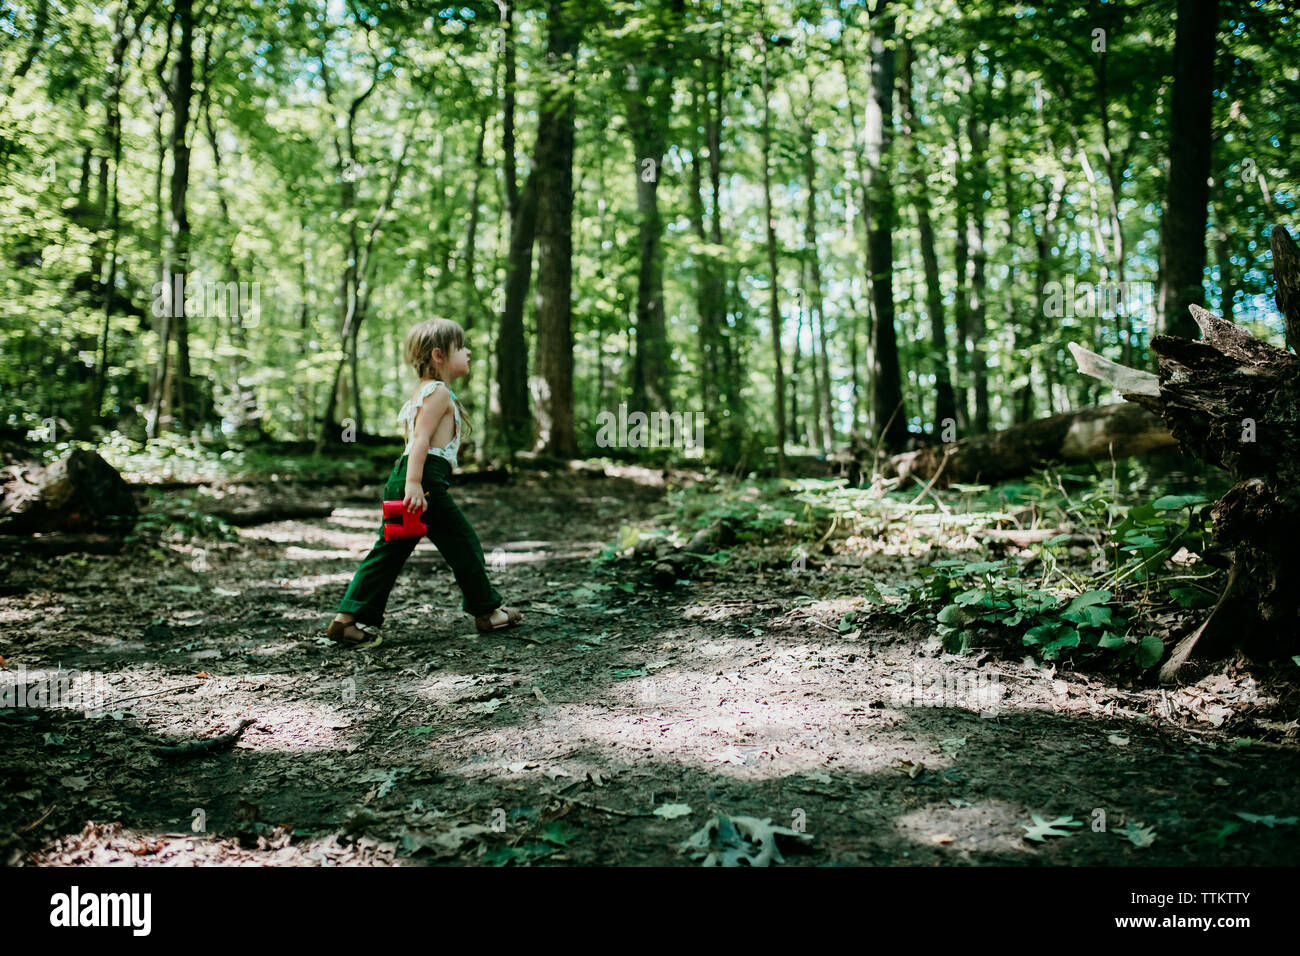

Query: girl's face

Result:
[435,342,471,380]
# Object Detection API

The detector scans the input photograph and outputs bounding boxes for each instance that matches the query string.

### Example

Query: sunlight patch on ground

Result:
[284,546,359,561]
[894,800,1035,858]
[241,523,365,548]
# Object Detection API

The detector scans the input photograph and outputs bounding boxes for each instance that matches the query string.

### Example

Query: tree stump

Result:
[0,449,138,535]
[1074,224,1300,681]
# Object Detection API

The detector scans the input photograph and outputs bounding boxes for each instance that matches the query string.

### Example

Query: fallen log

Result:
[1072,223,1300,681]
[0,450,137,535]
[884,402,1178,488]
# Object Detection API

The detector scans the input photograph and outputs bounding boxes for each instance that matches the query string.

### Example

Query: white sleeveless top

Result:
[398,379,461,470]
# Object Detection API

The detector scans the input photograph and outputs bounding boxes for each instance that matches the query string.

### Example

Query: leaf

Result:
[1137,635,1164,668]
[1064,604,1112,627]
[1153,494,1205,510]
[539,820,577,846]
[1042,630,1081,658]
[1235,812,1299,828]
[1022,813,1084,842]
[937,604,966,626]
[653,803,693,820]
[1115,822,1157,848]
[679,813,812,867]
[1066,590,1112,612]
[1023,622,1061,645]
[401,824,495,859]
[1192,821,1242,847]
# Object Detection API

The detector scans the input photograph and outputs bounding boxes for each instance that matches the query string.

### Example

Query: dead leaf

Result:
[680,813,813,866]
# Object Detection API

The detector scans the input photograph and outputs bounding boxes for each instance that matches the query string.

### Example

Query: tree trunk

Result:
[625,7,679,415]
[965,52,990,435]
[760,30,786,475]
[899,39,955,433]
[145,20,173,439]
[531,1,579,458]
[496,0,534,454]
[1158,0,1219,339]
[800,83,833,455]
[168,0,195,431]
[866,6,906,452]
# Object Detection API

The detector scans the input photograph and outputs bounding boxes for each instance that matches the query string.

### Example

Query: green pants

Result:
[337,454,503,625]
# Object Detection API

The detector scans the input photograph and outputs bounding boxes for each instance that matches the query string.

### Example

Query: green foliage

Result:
[923,559,1162,668]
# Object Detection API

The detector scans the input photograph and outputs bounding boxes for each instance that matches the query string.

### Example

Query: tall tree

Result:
[899,37,956,433]
[496,0,535,454]
[759,22,786,475]
[622,0,682,414]
[1159,0,1220,339]
[532,0,580,457]
[865,2,906,451]
[146,0,196,437]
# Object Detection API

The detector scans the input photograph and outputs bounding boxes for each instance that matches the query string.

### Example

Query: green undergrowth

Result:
[37,433,401,485]
[607,462,1227,672]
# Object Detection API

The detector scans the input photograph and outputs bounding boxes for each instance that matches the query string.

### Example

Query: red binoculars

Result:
[381,500,427,541]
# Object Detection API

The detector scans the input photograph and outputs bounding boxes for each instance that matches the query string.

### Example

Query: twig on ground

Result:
[561,797,654,818]
[155,718,257,759]
[18,803,56,833]
[103,682,204,710]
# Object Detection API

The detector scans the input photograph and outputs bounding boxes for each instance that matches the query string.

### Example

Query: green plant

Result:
[920,559,1164,668]
[1103,494,1214,586]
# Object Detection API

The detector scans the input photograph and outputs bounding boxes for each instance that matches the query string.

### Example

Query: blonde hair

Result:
[402,317,472,435]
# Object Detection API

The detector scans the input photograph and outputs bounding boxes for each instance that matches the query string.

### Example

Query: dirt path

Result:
[3,466,1299,865]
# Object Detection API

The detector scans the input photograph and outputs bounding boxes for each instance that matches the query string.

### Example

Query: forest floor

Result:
[2,461,1299,866]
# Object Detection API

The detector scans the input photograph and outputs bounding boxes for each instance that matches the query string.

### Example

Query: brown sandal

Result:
[475,606,523,633]
[326,619,383,648]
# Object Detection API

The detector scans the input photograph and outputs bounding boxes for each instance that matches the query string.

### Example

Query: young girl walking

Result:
[326,318,523,646]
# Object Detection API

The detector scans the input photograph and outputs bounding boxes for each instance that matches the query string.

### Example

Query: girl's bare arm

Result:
[403,387,451,512]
